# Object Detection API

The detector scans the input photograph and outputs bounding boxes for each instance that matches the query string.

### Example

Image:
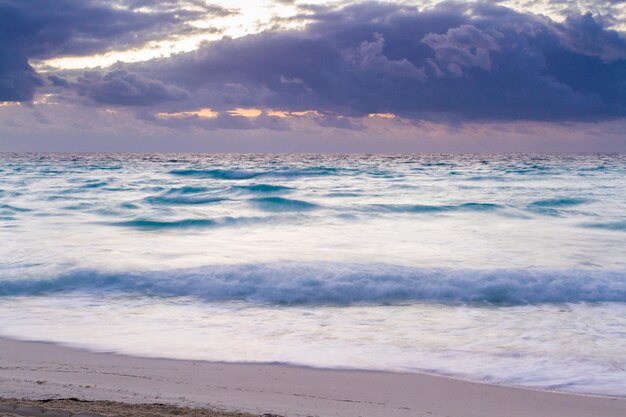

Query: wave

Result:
[145,186,229,205]
[1,263,625,305]
[466,175,507,181]
[112,218,218,229]
[79,181,109,189]
[166,186,213,194]
[368,202,502,213]
[325,192,363,198]
[580,165,607,172]
[146,195,227,205]
[169,168,338,180]
[0,204,31,213]
[583,221,626,232]
[144,184,293,205]
[63,203,94,210]
[528,198,588,208]
[505,165,552,175]
[109,216,262,230]
[170,169,260,180]
[233,184,293,194]
[252,197,319,212]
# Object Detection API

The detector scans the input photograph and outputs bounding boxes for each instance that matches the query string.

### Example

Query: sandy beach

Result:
[1,337,624,417]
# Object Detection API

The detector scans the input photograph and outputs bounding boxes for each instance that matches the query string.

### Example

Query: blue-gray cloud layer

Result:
[4,1,626,123]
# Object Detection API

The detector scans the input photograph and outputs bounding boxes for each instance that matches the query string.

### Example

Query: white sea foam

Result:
[0,296,624,396]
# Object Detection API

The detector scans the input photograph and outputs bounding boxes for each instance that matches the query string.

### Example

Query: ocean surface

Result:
[1,153,625,396]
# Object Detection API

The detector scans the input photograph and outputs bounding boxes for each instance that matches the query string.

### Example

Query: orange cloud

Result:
[227,108,262,117]
[157,108,218,118]
[368,112,397,119]
[266,110,290,118]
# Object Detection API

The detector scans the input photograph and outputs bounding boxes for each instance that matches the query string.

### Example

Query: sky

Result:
[1,0,625,152]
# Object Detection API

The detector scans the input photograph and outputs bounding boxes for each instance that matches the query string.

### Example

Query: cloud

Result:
[74,70,188,106]
[0,47,42,101]
[557,12,626,61]
[498,0,626,31]
[147,110,292,131]
[4,0,626,125]
[351,33,427,79]
[110,1,624,122]
[422,25,501,76]
[0,0,229,102]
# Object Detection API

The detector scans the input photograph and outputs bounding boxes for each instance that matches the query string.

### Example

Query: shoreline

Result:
[1,337,625,417]
[1,334,622,401]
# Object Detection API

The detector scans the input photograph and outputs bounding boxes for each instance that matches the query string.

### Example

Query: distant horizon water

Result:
[1,153,625,396]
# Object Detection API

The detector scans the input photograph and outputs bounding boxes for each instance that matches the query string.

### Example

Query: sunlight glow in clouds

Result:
[38,0,309,71]
[36,0,626,71]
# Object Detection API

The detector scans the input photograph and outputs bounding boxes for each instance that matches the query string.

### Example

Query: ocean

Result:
[1,153,625,396]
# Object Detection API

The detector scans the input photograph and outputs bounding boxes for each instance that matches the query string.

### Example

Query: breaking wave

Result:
[1,263,625,305]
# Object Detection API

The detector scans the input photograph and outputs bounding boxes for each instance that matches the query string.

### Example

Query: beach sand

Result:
[0,398,256,417]
[1,337,624,417]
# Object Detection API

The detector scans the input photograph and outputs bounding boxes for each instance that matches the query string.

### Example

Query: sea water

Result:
[0,153,625,396]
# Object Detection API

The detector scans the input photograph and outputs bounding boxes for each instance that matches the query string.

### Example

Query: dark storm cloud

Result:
[111,1,625,122]
[0,0,230,101]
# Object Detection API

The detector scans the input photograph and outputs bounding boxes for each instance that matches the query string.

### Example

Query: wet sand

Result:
[1,337,625,417]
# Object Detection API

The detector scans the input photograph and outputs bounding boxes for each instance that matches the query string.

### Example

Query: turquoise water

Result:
[1,153,625,395]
